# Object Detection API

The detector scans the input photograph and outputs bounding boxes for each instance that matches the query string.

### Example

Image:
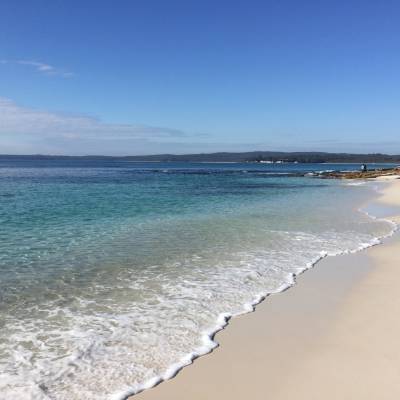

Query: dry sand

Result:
[136,178,400,400]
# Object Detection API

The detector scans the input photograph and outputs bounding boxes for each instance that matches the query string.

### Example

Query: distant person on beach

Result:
[361,164,367,173]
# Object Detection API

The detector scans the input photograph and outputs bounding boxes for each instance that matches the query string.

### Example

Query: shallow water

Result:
[0,159,395,399]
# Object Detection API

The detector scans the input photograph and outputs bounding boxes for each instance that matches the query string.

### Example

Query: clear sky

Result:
[1,0,399,155]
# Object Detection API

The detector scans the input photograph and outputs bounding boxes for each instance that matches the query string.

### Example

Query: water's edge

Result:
[116,185,398,400]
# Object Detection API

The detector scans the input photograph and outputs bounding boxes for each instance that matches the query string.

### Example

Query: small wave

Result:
[111,212,398,400]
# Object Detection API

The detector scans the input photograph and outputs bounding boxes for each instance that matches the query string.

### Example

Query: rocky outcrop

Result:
[319,167,400,179]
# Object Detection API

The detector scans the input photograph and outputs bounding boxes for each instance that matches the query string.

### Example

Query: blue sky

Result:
[0,0,399,155]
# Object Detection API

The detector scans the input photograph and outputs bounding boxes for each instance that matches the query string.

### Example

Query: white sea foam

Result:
[112,215,397,400]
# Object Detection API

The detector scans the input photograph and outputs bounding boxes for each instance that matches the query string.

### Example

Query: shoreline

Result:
[134,178,400,400]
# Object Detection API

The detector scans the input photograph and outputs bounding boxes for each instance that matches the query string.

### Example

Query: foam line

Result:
[112,209,398,400]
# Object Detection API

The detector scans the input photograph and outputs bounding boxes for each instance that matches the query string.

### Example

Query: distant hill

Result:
[118,151,400,163]
[1,151,400,163]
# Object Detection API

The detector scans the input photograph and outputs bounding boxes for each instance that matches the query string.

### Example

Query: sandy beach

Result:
[136,178,400,400]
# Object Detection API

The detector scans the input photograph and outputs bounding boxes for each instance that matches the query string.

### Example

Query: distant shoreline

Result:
[1,151,400,164]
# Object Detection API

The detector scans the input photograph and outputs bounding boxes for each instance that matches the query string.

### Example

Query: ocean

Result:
[0,158,396,399]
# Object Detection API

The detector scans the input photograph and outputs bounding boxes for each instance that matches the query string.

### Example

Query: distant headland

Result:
[1,151,400,163]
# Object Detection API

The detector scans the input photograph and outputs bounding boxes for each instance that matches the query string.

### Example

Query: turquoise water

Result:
[0,159,395,399]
